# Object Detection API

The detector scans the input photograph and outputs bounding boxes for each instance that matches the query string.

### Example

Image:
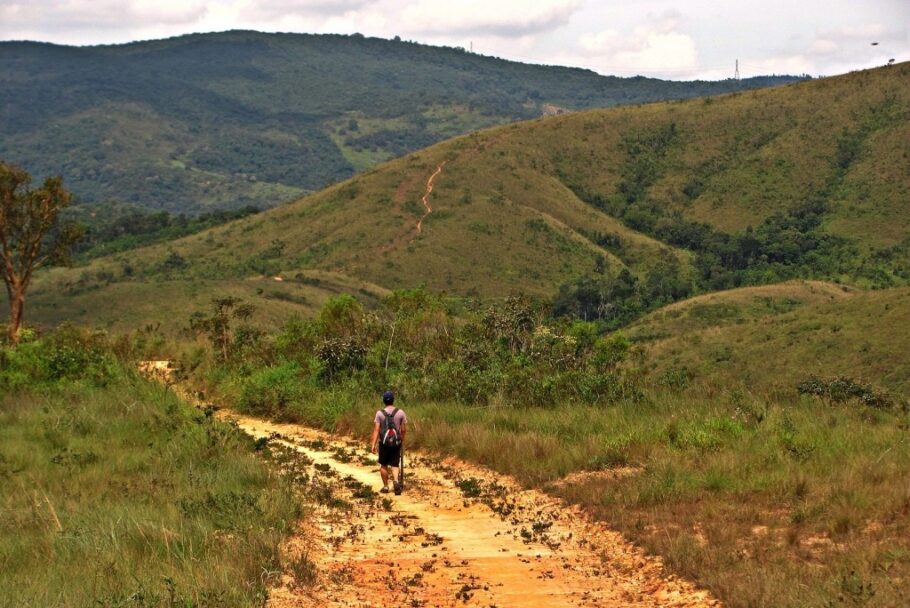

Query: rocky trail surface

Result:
[140,362,719,607]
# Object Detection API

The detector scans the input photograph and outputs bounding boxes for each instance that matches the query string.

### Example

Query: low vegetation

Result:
[628,282,910,395]
[184,290,638,415]
[404,391,910,608]
[0,328,302,606]
[168,288,909,606]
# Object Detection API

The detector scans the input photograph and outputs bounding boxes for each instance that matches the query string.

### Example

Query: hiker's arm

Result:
[400,422,406,445]
[371,422,380,453]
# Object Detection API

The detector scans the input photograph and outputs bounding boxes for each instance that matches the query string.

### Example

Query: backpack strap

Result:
[384,408,400,429]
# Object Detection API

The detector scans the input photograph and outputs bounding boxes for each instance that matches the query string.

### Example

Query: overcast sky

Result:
[1,0,907,80]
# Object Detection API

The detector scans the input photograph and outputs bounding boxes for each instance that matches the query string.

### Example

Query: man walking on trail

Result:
[371,390,407,495]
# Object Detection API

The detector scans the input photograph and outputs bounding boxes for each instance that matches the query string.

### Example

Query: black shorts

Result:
[378,444,401,467]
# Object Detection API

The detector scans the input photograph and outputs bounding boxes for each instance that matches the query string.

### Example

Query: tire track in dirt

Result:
[221,413,721,608]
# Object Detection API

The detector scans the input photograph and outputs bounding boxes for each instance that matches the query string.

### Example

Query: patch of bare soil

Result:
[415,161,446,236]
[221,414,721,608]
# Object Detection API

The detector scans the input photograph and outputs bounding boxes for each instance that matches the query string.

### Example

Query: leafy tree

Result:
[0,162,83,344]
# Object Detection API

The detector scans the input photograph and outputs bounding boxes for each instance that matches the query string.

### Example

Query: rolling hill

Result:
[12,62,910,348]
[627,281,910,395]
[0,30,800,213]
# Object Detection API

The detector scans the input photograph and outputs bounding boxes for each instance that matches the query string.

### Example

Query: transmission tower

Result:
[734,59,740,80]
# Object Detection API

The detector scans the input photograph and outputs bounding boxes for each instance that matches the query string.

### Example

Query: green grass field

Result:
[388,392,910,608]
[0,352,301,606]
[629,282,910,395]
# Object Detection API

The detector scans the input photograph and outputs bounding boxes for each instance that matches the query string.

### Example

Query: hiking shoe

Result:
[393,482,402,495]
[380,487,390,494]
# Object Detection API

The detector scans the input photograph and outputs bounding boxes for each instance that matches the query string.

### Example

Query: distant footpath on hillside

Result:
[0,30,803,214]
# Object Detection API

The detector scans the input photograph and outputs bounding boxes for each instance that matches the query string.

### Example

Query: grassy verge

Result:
[179,289,910,606]
[0,361,301,606]
[405,393,910,607]
[220,379,909,607]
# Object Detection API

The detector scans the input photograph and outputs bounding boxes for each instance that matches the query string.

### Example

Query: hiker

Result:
[371,390,407,495]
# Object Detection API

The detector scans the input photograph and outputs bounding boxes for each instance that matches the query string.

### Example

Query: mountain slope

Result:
[627,281,910,395]
[0,30,800,213]
[15,62,910,334]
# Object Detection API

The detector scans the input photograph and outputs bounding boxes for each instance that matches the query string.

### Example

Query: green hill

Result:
[627,281,910,395]
[13,62,910,338]
[0,30,800,213]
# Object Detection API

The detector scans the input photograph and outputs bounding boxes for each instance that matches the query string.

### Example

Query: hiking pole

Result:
[399,447,405,491]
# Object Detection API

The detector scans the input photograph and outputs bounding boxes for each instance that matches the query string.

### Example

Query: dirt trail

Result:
[415,161,447,236]
[221,413,720,608]
[140,361,721,608]
[137,362,717,607]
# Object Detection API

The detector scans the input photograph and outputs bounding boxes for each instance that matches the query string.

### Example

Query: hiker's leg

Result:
[380,465,389,487]
[390,466,399,484]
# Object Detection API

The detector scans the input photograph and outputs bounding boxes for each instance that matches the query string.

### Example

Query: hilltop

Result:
[13,61,910,336]
[0,30,799,213]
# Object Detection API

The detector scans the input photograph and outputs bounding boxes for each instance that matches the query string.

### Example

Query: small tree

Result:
[0,162,83,344]
[189,296,256,362]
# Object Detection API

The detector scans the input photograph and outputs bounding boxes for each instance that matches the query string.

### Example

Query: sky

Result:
[1,0,907,80]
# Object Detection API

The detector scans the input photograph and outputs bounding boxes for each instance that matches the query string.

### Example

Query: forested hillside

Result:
[14,62,908,337]
[0,30,799,213]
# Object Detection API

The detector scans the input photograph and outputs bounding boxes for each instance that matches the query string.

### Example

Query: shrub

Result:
[591,332,631,370]
[239,363,306,417]
[797,375,895,409]
[0,326,119,389]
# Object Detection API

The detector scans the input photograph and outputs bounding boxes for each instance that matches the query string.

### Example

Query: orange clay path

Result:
[136,362,719,607]
[224,413,721,608]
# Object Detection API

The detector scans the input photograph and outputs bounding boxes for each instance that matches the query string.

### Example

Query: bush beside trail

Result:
[0,329,302,606]
[186,290,640,424]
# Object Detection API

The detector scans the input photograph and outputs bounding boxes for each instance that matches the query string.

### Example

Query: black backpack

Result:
[379,408,402,447]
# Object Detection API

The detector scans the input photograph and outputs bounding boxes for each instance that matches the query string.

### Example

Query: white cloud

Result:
[765,22,909,76]
[1,0,208,30]
[400,0,580,37]
[830,23,889,40]
[809,39,838,55]
[575,12,698,75]
[239,0,372,21]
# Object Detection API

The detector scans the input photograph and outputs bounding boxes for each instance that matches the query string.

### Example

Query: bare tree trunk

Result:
[7,286,24,345]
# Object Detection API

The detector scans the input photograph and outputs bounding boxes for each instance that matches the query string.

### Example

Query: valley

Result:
[1,23,908,608]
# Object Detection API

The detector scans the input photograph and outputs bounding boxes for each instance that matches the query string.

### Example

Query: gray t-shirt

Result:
[374,406,407,429]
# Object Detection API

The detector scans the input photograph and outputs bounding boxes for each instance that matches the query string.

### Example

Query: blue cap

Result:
[382,390,395,405]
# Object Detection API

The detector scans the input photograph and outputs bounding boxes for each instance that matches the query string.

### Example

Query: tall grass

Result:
[246,381,909,608]
[0,373,300,607]
[181,285,910,606]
